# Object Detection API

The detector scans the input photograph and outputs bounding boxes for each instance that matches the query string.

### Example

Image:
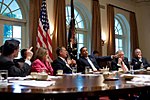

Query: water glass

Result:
[57,70,63,75]
[0,70,8,86]
[85,66,90,74]
[130,65,134,74]
[72,67,77,74]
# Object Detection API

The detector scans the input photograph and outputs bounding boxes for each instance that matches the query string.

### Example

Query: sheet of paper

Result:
[9,80,55,87]
[126,74,150,86]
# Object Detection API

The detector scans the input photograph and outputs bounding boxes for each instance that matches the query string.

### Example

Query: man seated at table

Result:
[52,46,76,75]
[77,46,116,73]
[15,48,27,62]
[0,45,3,56]
[110,50,129,72]
[13,48,27,68]
[0,39,33,77]
[92,50,99,57]
[131,48,150,70]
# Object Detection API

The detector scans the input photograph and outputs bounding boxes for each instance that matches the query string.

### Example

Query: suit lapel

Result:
[58,57,72,70]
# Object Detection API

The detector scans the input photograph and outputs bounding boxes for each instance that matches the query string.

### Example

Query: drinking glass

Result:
[85,66,90,74]
[72,67,77,74]
[0,70,8,86]
[130,65,134,74]
[57,70,63,75]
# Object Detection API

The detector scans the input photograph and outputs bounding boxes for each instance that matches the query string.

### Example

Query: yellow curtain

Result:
[130,12,139,57]
[52,0,67,59]
[107,5,115,55]
[91,0,102,56]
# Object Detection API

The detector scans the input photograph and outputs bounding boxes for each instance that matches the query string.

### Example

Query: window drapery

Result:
[107,5,115,55]
[29,0,42,59]
[91,0,102,56]
[52,0,67,59]
[130,12,139,57]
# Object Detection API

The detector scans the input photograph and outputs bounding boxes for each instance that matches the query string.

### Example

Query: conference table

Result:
[0,70,150,100]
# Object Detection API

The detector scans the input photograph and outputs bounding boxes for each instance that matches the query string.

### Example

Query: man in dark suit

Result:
[131,48,150,70]
[13,48,27,68]
[0,39,33,77]
[111,50,129,71]
[0,45,3,56]
[77,47,115,73]
[14,48,27,62]
[52,46,76,75]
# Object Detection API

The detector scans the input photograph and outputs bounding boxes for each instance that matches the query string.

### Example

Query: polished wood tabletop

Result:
[0,71,150,100]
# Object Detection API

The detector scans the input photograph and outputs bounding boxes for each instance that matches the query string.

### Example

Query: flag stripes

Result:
[37,0,53,62]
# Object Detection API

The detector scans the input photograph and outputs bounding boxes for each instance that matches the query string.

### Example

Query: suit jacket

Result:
[77,55,112,73]
[13,58,26,68]
[131,57,150,70]
[52,57,72,75]
[14,58,25,63]
[31,59,53,75]
[111,57,129,71]
[0,55,31,77]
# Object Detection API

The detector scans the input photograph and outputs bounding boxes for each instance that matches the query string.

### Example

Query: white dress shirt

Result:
[86,57,97,71]
[59,56,72,70]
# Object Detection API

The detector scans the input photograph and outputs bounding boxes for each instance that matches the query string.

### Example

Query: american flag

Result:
[37,0,53,62]
[67,0,77,60]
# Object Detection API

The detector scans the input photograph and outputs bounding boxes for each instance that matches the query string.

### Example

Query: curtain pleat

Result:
[91,0,102,56]
[52,0,67,59]
[29,0,42,59]
[130,12,139,58]
[107,5,115,55]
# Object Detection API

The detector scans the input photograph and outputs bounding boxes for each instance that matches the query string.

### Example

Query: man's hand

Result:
[118,58,123,65]
[137,54,142,59]
[111,54,118,59]
[26,47,33,60]
[67,59,76,65]
[71,59,76,65]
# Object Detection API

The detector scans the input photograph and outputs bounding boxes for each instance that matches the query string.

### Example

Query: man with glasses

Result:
[111,50,129,71]
[131,48,150,70]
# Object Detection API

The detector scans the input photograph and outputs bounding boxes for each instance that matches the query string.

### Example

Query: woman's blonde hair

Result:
[34,47,48,61]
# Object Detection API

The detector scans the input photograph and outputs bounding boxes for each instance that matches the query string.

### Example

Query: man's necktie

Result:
[64,60,72,70]
[86,57,97,71]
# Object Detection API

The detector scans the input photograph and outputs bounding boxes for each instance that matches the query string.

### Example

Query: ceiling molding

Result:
[132,0,150,3]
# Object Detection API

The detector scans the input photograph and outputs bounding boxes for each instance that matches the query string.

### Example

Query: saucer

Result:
[105,77,119,81]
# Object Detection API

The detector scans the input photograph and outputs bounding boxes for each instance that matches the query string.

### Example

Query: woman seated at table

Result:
[110,50,129,72]
[31,47,53,75]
